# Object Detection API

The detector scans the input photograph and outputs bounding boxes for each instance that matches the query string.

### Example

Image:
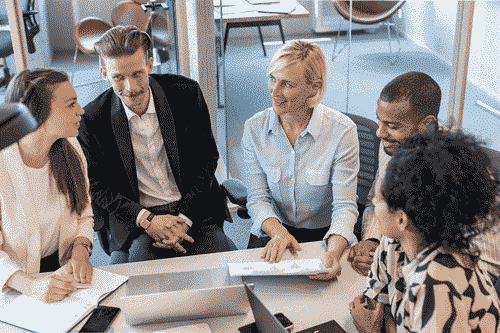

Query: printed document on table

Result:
[228,259,329,276]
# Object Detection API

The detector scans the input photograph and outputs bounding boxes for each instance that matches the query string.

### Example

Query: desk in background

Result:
[214,0,309,56]
[0,241,366,332]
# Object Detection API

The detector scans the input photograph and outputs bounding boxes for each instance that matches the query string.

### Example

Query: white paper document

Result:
[228,259,329,276]
[0,268,128,333]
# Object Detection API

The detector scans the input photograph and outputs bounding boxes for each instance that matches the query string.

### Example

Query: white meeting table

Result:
[2,241,367,332]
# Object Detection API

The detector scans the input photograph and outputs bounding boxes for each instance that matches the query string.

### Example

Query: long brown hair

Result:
[5,69,89,215]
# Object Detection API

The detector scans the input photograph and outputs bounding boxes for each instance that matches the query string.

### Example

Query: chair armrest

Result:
[222,178,248,208]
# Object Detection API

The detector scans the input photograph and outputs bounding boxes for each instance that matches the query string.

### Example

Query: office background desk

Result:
[1,241,366,332]
[215,0,309,56]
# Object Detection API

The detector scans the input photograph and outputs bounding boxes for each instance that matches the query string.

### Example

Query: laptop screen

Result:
[244,282,288,333]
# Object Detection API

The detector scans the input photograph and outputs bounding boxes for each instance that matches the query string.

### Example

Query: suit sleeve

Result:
[77,115,144,232]
[177,82,223,224]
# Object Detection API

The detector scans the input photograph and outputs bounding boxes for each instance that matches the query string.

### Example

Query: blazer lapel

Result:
[2,144,41,273]
[110,93,139,199]
[150,77,181,186]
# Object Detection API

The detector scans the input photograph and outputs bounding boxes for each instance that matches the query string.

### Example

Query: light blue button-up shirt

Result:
[242,104,360,246]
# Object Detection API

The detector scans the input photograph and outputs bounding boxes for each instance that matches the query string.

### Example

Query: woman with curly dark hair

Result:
[350,129,500,333]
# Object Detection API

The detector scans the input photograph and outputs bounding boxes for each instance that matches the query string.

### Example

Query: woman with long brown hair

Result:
[0,68,94,303]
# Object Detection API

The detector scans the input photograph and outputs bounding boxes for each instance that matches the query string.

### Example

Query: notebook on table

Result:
[244,282,347,333]
[121,267,255,325]
[0,268,128,333]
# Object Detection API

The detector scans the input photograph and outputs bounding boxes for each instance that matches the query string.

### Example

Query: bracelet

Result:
[366,238,380,245]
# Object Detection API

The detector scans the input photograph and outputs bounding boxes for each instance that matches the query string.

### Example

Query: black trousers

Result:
[40,250,60,273]
[111,203,234,264]
[247,223,330,249]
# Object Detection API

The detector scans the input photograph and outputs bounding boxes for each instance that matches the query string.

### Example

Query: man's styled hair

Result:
[380,71,441,122]
[94,25,151,63]
[268,40,327,108]
[381,130,500,255]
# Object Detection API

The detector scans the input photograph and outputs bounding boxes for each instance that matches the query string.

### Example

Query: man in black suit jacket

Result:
[78,26,234,263]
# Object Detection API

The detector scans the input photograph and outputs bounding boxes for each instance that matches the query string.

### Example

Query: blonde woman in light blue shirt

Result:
[243,40,360,281]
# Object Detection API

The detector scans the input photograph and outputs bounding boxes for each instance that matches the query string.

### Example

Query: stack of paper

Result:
[228,259,329,276]
[0,268,128,333]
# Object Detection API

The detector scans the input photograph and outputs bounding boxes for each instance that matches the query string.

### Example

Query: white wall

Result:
[401,0,499,102]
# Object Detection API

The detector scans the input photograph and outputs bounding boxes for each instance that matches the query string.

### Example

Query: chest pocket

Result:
[306,168,330,186]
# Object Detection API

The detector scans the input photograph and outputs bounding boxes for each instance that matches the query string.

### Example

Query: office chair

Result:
[222,113,380,242]
[141,0,172,69]
[331,1,405,62]
[111,1,151,32]
[0,0,40,88]
[72,17,113,65]
[0,103,38,150]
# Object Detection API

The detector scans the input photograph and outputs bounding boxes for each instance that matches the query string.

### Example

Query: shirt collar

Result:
[303,105,321,140]
[122,86,155,121]
[268,109,281,135]
[267,105,322,141]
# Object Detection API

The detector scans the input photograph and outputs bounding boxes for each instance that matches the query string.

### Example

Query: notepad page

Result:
[53,267,129,304]
[228,259,329,276]
[0,268,128,333]
[0,295,93,333]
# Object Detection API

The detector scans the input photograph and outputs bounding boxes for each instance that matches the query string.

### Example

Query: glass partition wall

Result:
[3,0,181,107]
[219,0,469,181]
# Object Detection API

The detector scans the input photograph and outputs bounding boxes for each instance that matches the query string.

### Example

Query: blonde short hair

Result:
[268,40,327,108]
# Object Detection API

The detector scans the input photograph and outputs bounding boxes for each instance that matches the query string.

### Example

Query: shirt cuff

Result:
[179,213,193,227]
[249,204,279,238]
[323,217,358,247]
[136,209,149,227]
[0,256,23,293]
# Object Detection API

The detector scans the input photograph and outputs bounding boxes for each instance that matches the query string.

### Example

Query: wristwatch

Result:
[73,242,93,256]
[139,211,155,230]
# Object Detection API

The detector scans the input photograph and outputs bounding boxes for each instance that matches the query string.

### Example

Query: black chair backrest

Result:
[484,146,500,176]
[23,0,40,54]
[344,113,380,207]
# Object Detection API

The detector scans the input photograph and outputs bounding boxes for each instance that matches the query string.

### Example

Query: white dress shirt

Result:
[121,88,192,226]
[242,104,360,246]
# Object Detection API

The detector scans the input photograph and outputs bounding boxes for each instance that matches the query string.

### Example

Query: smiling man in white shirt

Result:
[78,26,234,263]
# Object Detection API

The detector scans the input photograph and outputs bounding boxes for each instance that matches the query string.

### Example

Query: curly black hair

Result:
[380,129,500,254]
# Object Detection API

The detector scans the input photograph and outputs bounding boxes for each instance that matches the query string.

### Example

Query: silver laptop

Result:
[244,283,346,333]
[120,267,254,325]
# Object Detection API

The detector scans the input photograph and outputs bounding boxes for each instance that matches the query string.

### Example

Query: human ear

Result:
[396,210,410,232]
[418,115,437,133]
[147,57,154,75]
[100,66,109,82]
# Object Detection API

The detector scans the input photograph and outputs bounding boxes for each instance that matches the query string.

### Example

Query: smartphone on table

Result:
[79,305,120,332]
[238,312,294,333]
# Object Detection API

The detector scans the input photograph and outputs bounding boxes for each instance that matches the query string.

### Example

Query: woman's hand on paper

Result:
[308,250,342,281]
[66,246,93,284]
[27,275,77,303]
[308,234,347,281]
[261,232,302,264]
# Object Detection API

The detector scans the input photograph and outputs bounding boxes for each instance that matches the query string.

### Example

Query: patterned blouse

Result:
[364,236,500,332]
